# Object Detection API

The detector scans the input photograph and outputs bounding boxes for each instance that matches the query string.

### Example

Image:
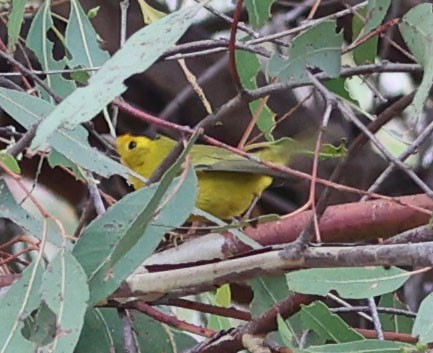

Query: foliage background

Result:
[1,0,433,352]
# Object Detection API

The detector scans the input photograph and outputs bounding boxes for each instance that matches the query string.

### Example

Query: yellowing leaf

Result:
[136,0,166,24]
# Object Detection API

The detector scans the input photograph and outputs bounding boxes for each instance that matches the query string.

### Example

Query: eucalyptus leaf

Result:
[7,0,27,51]
[237,50,275,140]
[412,292,433,343]
[399,3,433,120]
[245,0,275,29]
[0,262,44,353]
[249,275,292,317]
[30,4,201,150]
[0,152,20,173]
[66,0,110,68]
[301,301,364,343]
[0,179,63,246]
[39,251,89,353]
[26,1,76,101]
[0,87,129,178]
[74,134,198,304]
[132,312,197,352]
[305,340,412,353]
[352,0,391,64]
[267,21,342,83]
[286,267,409,299]
[74,309,114,353]
[379,293,414,334]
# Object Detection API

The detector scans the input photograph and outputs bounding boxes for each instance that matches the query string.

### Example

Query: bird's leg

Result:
[240,195,260,221]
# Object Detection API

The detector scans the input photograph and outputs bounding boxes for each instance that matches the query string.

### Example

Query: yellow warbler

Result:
[117,134,302,219]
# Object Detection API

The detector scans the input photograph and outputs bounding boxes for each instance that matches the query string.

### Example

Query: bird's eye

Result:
[128,141,137,150]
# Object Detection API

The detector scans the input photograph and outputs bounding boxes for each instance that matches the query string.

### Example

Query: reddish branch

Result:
[243,194,433,248]
[189,294,315,353]
[124,300,216,338]
[356,328,417,344]
[228,0,244,92]
[162,298,251,321]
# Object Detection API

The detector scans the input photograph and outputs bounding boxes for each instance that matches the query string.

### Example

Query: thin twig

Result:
[119,309,139,353]
[120,0,130,47]
[368,297,384,340]
[228,0,244,92]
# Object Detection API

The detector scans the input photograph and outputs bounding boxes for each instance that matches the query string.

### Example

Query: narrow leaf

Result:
[286,267,410,299]
[0,152,20,173]
[412,292,433,343]
[133,312,197,352]
[39,251,89,353]
[352,0,391,64]
[30,4,201,150]
[26,1,76,101]
[245,0,275,29]
[277,314,295,349]
[249,275,292,317]
[0,179,63,246]
[0,88,129,178]
[379,293,414,334]
[267,21,342,83]
[7,0,27,51]
[74,135,198,304]
[301,301,364,343]
[305,340,413,353]
[74,309,114,353]
[237,50,275,140]
[399,3,433,120]
[66,0,110,68]
[0,262,44,353]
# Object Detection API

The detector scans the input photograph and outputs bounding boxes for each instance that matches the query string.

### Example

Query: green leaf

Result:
[208,284,232,331]
[249,275,292,317]
[0,151,20,173]
[324,78,358,105]
[66,0,110,69]
[237,50,275,140]
[362,0,392,34]
[75,309,114,353]
[412,292,433,343]
[286,267,410,299]
[352,0,391,64]
[268,21,342,83]
[0,88,129,178]
[47,150,86,180]
[26,1,76,101]
[136,0,166,24]
[87,6,100,19]
[7,0,27,51]
[39,251,89,353]
[379,293,414,334]
[285,311,326,348]
[98,309,124,352]
[30,4,201,151]
[22,302,57,347]
[301,301,364,343]
[0,262,44,353]
[215,283,231,307]
[73,136,198,304]
[245,0,275,29]
[305,340,413,353]
[0,179,64,246]
[277,314,295,349]
[132,312,197,352]
[399,3,433,120]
